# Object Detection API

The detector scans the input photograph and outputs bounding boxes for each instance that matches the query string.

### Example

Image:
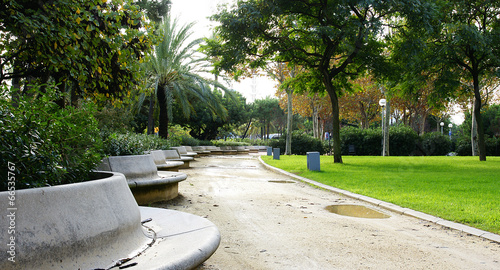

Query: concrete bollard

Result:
[307,152,320,171]
[273,148,280,160]
[267,146,273,156]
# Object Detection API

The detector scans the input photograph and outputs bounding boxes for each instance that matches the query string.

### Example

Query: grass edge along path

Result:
[261,155,500,235]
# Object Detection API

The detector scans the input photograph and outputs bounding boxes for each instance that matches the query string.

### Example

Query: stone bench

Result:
[99,154,187,204]
[149,150,184,172]
[171,146,198,159]
[204,145,224,155]
[245,145,260,153]
[0,172,220,270]
[220,146,238,155]
[233,145,250,154]
[190,146,211,156]
[163,149,194,169]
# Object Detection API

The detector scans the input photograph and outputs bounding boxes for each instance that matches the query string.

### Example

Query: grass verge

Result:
[261,155,500,234]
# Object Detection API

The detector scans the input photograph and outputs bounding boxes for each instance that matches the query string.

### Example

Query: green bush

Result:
[0,85,103,191]
[340,125,419,156]
[212,139,250,147]
[421,132,452,156]
[388,125,419,156]
[103,132,172,156]
[270,131,324,155]
[340,126,368,155]
[456,136,500,156]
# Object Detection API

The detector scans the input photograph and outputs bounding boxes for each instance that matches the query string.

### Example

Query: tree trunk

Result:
[157,85,169,139]
[383,99,390,156]
[323,74,343,163]
[147,97,155,135]
[242,118,252,139]
[312,105,319,139]
[472,73,486,161]
[285,88,293,155]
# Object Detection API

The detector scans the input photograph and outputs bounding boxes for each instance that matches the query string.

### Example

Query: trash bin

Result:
[307,152,320,171]
[267,146,273,156]
[273,148,280,160]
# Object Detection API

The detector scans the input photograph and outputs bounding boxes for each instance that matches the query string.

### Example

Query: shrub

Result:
[388,125,419,156]
[340,125,419,156]
[420,132,452,156]
[270,130,324,155]
[340,126,368,155]
[456,136,500,156]
[103,132,172,156]
[0,85,104,191]
[212,139,250,147]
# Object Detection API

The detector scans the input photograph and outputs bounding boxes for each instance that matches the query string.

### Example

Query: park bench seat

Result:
[220,146,238,155]
[245,145,259,153]
[0,172,220,270]
[150,150,184,171]
[163,149,194,169]
[204,145,224,155]
[99,154,187,204]
[233,145,250,154]
[171,146,198,158]
[190,146,211,156]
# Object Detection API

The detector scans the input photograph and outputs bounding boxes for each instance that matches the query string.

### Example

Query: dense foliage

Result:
[0,85,103,191]
[103,132,173,156]
[1,0,156,104]
[270,131,325,155]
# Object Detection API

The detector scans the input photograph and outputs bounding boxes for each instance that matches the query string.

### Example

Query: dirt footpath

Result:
[152,154,500,270]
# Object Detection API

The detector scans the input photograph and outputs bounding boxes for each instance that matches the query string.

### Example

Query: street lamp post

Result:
[379,99,387,156]
[440,122,444,135]
[448,123,453,140]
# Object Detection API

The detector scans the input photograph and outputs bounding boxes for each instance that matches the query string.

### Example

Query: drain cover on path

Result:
[325,204,390,219]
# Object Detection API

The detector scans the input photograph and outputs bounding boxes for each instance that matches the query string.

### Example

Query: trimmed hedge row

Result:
[340,126,453,156]
[269,131,325,155]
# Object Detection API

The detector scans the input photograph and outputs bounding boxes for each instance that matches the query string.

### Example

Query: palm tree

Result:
[143,16,231,139]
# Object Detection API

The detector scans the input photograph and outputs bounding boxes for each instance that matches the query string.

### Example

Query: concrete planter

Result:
[0,172,220,270]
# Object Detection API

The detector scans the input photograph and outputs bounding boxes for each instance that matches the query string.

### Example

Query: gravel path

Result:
[152,154,500,270]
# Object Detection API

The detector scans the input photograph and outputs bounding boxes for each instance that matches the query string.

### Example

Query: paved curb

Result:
[258,156,500,244]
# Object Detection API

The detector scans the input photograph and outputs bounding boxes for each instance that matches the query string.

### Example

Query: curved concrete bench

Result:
[191,146,211,156]
[171,146,198,159]
[100,154,187,204]
[221,146,238,155]
[0,172,220,270]
[233,146,250,154]
[204,145,224,155]
[185,145,206,157]
[245,145,260,153]
[150,150,184,172]
[163,149,194,169]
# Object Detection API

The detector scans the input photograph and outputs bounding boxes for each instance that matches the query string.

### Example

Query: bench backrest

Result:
[151,150,167,165]
[163,149,181,159]
[171,146,188,155]
[104,155,159,182]
[0,173,148,269]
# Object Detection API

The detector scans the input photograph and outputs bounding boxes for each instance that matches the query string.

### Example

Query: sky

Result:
[169,0,278,103]
[169,0,465,124]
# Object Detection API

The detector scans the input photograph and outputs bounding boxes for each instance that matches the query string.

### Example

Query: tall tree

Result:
[392,0,500,161]
[144,16,231,139]
[339,75,384,129]
[204,0,415,163]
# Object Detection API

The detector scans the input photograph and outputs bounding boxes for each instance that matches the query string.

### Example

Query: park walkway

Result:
[153,154,500,270]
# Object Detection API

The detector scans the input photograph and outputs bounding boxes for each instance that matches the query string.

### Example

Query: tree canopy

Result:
[204,0,426,162]
[391,0,500,161]
[1,0,156,105]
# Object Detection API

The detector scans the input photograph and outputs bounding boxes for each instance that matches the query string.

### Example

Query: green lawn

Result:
[261,155,500,234]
